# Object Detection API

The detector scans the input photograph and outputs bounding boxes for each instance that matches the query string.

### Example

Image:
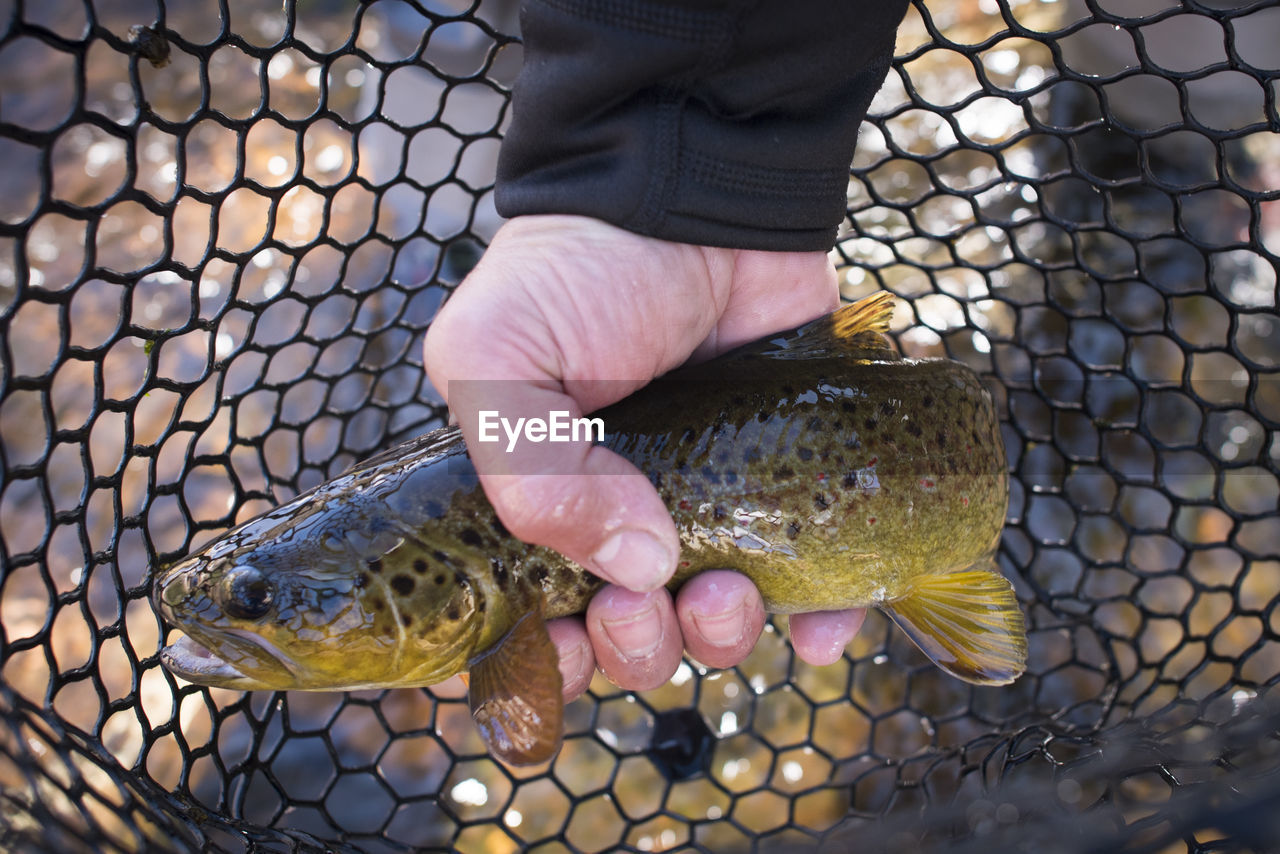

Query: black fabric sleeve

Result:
[493,0,910,252]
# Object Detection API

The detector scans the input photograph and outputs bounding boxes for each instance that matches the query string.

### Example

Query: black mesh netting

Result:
[1,0,1278,851]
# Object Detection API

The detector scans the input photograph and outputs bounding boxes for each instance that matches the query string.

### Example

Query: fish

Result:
[153,292,1025,766]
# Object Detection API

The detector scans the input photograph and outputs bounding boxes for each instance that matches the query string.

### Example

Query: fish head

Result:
[153,498,484,692]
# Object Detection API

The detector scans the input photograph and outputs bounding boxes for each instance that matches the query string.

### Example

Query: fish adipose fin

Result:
[467,607,564,766]
[881,562,1027,685]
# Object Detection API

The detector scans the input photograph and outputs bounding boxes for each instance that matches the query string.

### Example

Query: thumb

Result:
[450,379,680,591]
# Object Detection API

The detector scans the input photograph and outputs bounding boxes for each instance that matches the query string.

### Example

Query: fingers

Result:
[586,587,684,692]
[675,570,766,669]
[555,581,863,700]
[546,617,595,702]
[552,573,766,701]
[477,449,679,592]
[788,608,867,666]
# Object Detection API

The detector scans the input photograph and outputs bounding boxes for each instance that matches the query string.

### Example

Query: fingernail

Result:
[600,600,663,661]
[691,600,747,648]
[590,529,675,591]
[557,635,590,689]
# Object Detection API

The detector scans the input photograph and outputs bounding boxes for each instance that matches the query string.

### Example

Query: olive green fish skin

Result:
[153,319,1007,692]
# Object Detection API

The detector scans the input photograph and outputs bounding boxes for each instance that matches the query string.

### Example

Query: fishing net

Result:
[1,0,1277,851]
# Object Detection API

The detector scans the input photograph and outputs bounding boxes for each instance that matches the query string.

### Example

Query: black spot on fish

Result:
[806,416,823,432]
[842,472,858,489]
[432,550,451,566]
[532,564,549,583]
[905,421,923,438]
[425,500,445,518]
[841,400,857,413]
[356,573,370,589]
[401,613,414,627]
[845,435,862,450]
[371,597,385,612]
[434,573,446,586]
[814,493,829,510]
[713,505,727,520]
[446,604,460,621]
[724,470,738,484]
[922,395,934,408]
[796,447,814,462]
[743,448,762,464]
[459,527,483,548]
[491,558,508,585]
[864,417,878,432]
[701,466,719,484]
[367,558,384,574]
[787,521,801,540]
[413,558,430,575]
[773,466,794,481]
[491,516,510,538]
[390,575,414,596]
[880,400,896,417]
[936,430,949,447]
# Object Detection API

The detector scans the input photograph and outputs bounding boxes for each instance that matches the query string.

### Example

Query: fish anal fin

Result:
[881,562,1026,686]
[467,608,564,766]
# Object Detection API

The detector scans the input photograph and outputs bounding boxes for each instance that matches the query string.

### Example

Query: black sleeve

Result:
[494,0,910,252]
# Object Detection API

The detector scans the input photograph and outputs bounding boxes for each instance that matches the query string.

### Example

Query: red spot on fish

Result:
[817,472,826,482]
[867,456,878,467]
[919,477,935,490]
[867,516,877,525]
[679,560,690,568]
[961,496,969,506]
[678,499,692,510]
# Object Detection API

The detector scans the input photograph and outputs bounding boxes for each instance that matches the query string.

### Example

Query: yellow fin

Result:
[776,291,898,358]
[830,290,896,341]
[467,608,564,766]
[881,563,1026,685]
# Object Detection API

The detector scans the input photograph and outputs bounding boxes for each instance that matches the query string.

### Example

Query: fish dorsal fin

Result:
[880,561,1027,685]
[757,292,899,360]
[467,607,564,765]
[830,290,896,343]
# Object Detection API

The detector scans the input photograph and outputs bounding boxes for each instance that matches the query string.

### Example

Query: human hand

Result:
[424,215,867,701]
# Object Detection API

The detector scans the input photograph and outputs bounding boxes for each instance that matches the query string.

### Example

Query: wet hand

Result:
[424,215,866,701]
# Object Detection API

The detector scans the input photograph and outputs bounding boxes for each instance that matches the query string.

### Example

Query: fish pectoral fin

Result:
[881,563,1027,686]
[466,608,564,766]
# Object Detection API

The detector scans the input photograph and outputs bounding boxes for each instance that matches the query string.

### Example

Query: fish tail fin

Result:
[880,559,1026,685]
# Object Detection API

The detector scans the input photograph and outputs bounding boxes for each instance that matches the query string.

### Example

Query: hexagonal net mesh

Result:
[0,0,1277,851]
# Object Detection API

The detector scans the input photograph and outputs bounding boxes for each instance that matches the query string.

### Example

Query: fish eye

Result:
[221,565,275,621]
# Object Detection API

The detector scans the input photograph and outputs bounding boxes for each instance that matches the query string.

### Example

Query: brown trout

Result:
[154,293,1024,765]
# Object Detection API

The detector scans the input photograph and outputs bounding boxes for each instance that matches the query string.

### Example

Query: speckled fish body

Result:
[154,293,1024,765]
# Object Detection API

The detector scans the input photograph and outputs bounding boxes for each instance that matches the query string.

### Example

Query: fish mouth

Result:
[159,631,295,690]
